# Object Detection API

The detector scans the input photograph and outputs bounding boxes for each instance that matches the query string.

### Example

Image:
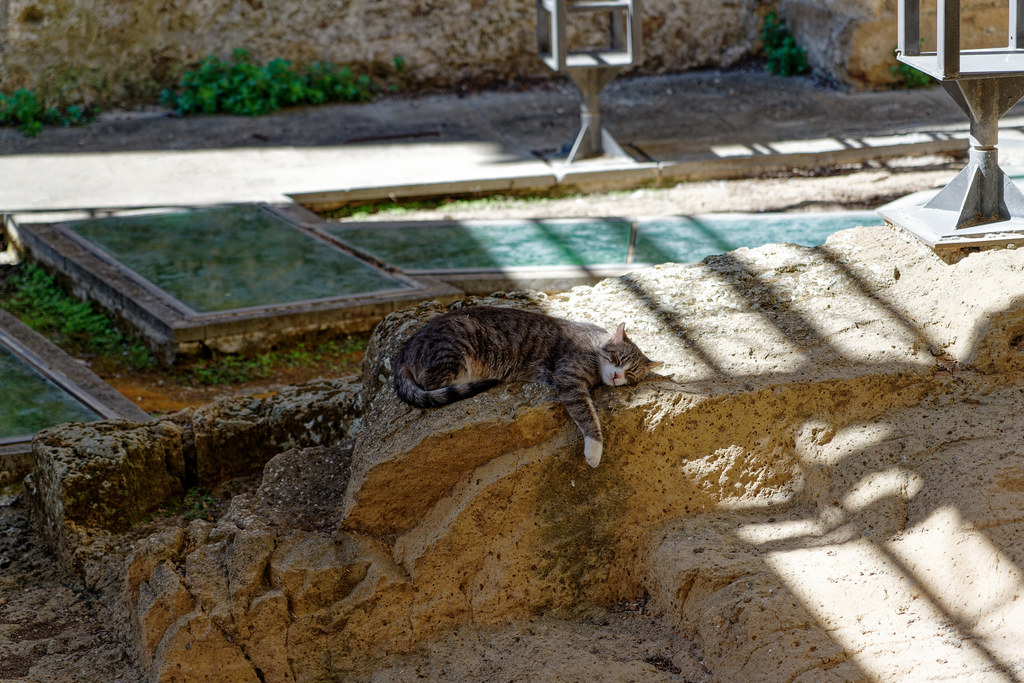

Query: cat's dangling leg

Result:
[583,437,603,468]
[555,379,604,467]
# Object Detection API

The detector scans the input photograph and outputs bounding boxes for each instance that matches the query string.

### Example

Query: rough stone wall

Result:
[0,0,765,107]
[783,0,1011,86]
[1,0,1016,105]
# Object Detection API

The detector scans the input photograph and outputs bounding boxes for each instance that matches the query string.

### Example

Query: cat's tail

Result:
[393,365,499,408]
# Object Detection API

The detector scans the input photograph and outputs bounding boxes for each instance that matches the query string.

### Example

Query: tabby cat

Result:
[392,306,662,467]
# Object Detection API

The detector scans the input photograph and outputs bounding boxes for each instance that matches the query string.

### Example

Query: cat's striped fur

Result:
[393,306,661,467]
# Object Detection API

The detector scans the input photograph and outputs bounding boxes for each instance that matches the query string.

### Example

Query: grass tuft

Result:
[1,263,154,368]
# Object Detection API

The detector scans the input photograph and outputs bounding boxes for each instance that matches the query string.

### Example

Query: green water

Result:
[328,219,634,270]
[331,212,883,271]
[69,206,410,313]
[632,211,884,265]
[0,346,98,439]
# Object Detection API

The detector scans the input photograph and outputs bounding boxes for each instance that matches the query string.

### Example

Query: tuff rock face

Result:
[0,0,766,105]
[26,378,362,589]
[0,0,963,104]
[782,0,1011,86]
[29,225,1024,680]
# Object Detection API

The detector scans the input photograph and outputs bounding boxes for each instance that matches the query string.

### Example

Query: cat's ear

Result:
[611,322,625,344]
[647,360,665,372]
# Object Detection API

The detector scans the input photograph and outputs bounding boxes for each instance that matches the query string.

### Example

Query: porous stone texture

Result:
[30,421,185,533]
[0,0,943,106]
[0,0,770,106]
[783,0,1010,86]
[182,378,363,488]
[26,420,185,587]
[123,443,410,682]
[26,378,361,588]
[117,224,1024,680]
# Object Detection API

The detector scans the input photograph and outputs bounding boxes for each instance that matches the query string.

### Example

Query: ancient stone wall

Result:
[7,0,1010,107]
[783,0,1009,86]
[0,0,771,107]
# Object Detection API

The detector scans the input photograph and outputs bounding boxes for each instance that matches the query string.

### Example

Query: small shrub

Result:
[183,487,218,521]
[761,12,810,77]
[188,354,267,385]
[0,89,95,137]
[891,48,933,88]
[160,48,383,117]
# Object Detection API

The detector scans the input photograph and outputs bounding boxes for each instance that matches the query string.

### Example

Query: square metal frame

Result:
[537,0,642,72]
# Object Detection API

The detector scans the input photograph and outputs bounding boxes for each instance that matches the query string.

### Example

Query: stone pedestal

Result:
[880,1,1024,248]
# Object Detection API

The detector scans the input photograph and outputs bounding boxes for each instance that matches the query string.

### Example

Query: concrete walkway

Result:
[2,69,1023,214]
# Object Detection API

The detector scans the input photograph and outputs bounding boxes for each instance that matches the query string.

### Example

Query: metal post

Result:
[937,0,960,78]
[879,1,1024,247]
[629,0,643,63]
[566,68,628,162]
[1011,0,1024,49]
[554,0,567,71]
[898,0,921,56]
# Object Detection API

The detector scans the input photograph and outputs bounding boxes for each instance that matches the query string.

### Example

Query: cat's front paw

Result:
[584,437,603,467]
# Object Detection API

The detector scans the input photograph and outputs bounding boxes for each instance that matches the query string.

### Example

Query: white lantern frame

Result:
[536,0,643,162]
[881,0,1024,248]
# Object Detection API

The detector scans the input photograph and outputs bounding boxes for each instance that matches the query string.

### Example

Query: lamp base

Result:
[879,204,1024,248]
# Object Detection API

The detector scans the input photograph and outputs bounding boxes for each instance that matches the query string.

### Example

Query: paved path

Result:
[2,69,1023,214]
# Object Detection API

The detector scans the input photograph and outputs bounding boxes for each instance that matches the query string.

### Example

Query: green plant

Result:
[188,354,268,385]
[160,48,383,117]
[1,263,154,368]
[321,192,561,220]
[0,89,94,137]
[180,336,367,386]
[183,487,218,521]
[891,47,933,88]
[761,11,810,77]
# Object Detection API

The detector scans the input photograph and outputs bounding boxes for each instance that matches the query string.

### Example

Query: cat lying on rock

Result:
[393,306,662,467]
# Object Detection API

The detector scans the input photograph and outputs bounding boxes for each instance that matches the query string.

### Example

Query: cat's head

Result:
[600,323,663,387]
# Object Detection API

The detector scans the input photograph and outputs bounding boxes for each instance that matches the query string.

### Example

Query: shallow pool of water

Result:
[327,218,635,270]
[68,206,411,313]
[329,211,884,271]
[0,346,98,439]
[632,211,884,265]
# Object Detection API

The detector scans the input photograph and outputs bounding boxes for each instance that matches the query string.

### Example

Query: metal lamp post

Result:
[537,0,642,162]
[880,0,1024,248]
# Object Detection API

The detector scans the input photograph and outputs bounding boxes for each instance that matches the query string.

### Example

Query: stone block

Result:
[30,420,185,534]
[189,378,362,489]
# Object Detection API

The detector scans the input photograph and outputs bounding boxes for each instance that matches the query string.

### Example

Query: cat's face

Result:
[599,323,663,386]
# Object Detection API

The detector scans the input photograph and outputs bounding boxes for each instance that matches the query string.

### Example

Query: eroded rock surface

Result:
[183,378,363,488]
[783,0,1012,86]
[0,0,973,103]
[0,1,770,105]
[26,378,360,589]
[30,225,1024,680]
